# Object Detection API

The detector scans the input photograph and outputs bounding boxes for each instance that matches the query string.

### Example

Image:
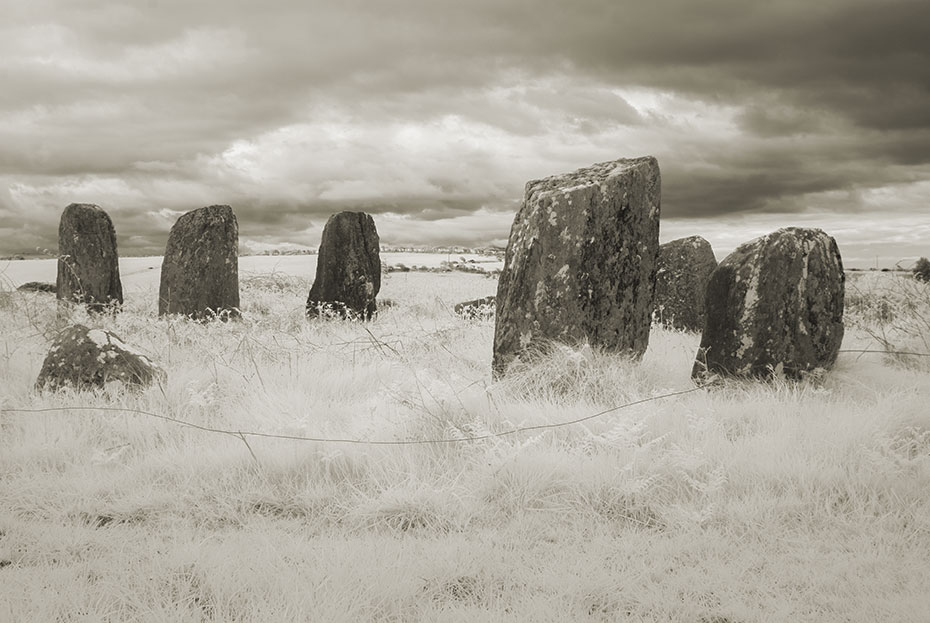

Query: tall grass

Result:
[845,271,930,370]
[1,270,928,622]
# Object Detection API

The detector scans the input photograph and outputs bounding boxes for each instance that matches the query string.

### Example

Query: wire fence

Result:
[3,386,708,448]
[2,348,927,449]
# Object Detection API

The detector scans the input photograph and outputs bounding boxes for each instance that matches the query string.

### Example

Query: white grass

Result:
[0,266,928,622]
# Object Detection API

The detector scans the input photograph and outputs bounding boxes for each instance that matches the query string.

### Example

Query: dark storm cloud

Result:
[735,104,832,139]
[1,0,928,256]
[656,133,921,216]
[7,0,929,131]
[532,0,930,126]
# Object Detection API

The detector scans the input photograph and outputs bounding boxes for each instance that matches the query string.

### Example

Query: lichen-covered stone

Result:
[36,324,165,391]
[454,296,496,320]
[306,212,381,320]
[692,227,845,380]
[654,236,717,332]
[492,156,661,375]
[56,203,123,312]
[159,205,239,320]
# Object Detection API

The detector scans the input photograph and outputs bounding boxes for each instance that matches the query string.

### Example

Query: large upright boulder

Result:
[692,227,845,380]
[159,205,239,320]
[492,156,661,375]
[36,324,164,391]
[654,236,717,332]
[306,212,381,320]
[56,203,123,312]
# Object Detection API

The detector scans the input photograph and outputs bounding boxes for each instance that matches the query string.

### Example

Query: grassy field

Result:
[1,264,929,622]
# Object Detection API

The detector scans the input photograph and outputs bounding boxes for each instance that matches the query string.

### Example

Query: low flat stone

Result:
[36,324,165,391]
[454,296,496,320]
[17,282,57,293]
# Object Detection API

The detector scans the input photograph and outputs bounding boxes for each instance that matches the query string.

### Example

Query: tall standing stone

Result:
[654,236,717,332]
[159,205,239,320]
[306,212,381,320]
[492,156,661,375]
[692,227,845,380]
[56,203,123,312]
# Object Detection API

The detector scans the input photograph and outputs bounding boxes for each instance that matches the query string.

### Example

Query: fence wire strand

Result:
[2,386,706,446]
[2,348,927,448]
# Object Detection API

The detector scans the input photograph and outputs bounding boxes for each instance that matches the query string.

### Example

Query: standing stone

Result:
[159,205,239,320]
[56,203,123,312]
[692,227,845,380]
[492,156,661,375]
[654,236,717,332]
[36,324,165,391]
[306,212,381,320]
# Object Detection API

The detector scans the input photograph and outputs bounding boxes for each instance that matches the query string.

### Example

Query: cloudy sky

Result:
[2,0,928,267]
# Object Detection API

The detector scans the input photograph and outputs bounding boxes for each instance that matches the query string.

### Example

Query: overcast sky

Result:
[2,0,928,267]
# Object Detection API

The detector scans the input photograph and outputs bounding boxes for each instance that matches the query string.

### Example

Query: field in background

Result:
[0,252,504,294]
[0,261,929,622]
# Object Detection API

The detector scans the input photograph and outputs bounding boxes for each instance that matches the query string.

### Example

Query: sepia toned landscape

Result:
[1,253,928,622]
[4,0,930,620]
